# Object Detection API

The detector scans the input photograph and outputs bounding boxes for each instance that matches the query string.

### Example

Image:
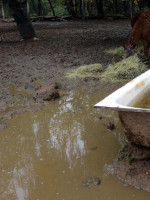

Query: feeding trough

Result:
[94,69,150,147]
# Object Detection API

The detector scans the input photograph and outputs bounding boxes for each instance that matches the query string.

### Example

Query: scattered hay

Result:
[105,47,124,57]
[66,63,104,78]
[101,55,147,82]
[106,46,145,57]
[66,54,148,82]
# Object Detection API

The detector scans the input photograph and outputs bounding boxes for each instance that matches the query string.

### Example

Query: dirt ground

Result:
[0,19,131,107]
[0,19,131,125]
[0,19,131,88]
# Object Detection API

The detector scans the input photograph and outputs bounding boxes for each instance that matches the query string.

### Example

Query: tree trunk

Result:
[74,0,78,17]
[114,0,118,14]
[0,0,5,18]
[148,1,150,9]
[79,0,85,17]
[27,0,30,15]
[69,0,75,17]
[96,0,104,16]
[8,0,37,40]
[38,0,43,16]
[48,0,55,16]
[129,0,133,17]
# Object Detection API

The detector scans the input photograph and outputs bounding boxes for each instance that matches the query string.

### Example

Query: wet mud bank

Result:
[115,143,150,192]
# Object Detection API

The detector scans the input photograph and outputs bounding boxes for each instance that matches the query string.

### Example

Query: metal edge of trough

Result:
[94,69,150,113]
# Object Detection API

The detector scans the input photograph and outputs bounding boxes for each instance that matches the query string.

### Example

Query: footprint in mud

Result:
[83,177,101,188]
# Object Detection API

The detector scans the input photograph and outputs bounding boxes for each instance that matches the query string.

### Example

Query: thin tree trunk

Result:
[8,0,37,40]
[148,1,150,9]
[48,0,55,16]
[38,0,43,16]
[79,0,85,17]
[96,0,104,16]
[27,0,30,15]
[69,0,75,17]
[0,0,5,18]
[74,0,78,17]
[129,0,133,17]
[81,0,85,17]
[114,0,118,14]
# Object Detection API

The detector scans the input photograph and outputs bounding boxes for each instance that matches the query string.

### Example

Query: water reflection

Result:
[47,92,86,168]
[33,122,41,157]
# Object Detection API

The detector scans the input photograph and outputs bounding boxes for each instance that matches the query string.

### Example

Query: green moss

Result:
[118,144,135,165]
[66,63,104,78]
[101,55,147,82]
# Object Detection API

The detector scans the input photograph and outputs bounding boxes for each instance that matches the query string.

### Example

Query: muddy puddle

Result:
[1,89,150,200]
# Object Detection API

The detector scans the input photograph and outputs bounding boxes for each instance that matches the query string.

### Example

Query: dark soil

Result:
[0,19,130,88]
[0,19,131,127]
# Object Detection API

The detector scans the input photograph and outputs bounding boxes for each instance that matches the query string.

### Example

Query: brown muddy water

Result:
[134,90,150,109]
[1,89,150,200]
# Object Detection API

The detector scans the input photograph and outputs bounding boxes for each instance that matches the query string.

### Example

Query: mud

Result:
[115,154,150,192]
[119,111,150,147]
[128,144,150,160]
[1,19,150,195]
[33,82,60,102]
[0,19,130,129]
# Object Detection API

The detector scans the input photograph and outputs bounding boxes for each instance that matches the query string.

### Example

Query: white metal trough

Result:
[94,69,150,147]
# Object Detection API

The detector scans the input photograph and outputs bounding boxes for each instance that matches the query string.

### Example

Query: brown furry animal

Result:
[124,10,150,57]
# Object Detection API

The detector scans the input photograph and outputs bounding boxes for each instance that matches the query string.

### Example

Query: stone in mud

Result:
[107,122,115,130]
[33,83,60,102]
[83,177,101,188]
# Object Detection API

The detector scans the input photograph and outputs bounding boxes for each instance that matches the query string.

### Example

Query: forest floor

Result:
[0,19,130,99]
[0,18,131,128]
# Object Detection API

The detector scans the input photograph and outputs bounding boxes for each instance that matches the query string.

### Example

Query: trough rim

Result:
[94,69,150,113]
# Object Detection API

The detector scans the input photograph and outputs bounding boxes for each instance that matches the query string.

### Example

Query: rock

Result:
[93,177,101,186]
[33,82,60,102]
[83,177,101,188]
[107,122,115,130]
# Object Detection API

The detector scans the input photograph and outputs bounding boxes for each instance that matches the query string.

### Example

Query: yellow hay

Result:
[66,63,104,78]
[101,55,147,82]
